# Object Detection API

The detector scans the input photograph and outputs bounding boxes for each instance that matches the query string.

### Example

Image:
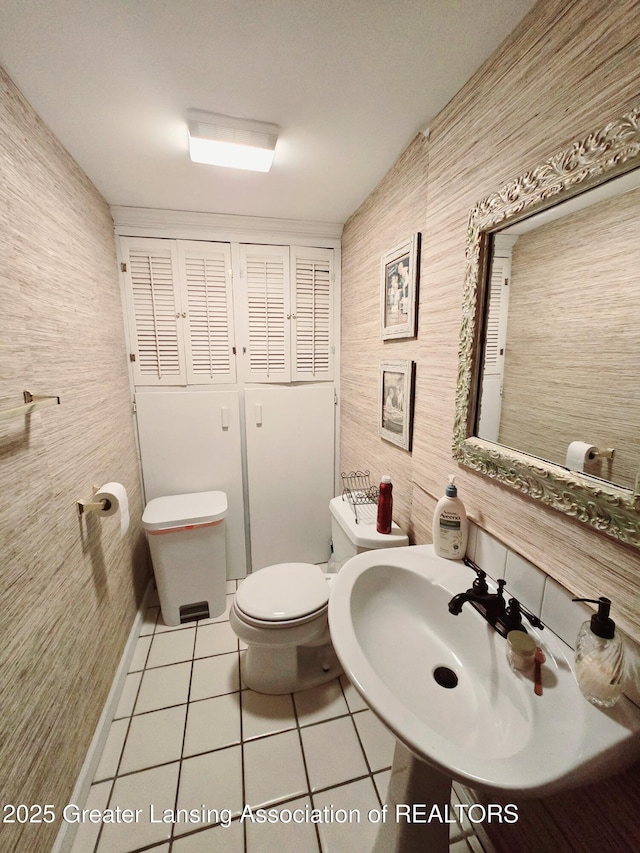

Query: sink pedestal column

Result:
[373,740,451,853]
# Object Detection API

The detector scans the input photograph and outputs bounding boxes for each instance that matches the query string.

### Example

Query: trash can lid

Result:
[142,490,227,531]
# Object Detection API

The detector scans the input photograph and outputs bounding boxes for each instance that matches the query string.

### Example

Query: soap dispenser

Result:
[573,596,625,708]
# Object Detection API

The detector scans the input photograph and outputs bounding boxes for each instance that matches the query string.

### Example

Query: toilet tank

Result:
[329,495,409,569]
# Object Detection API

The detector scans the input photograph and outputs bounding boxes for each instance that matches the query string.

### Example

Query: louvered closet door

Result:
[291,246,334,381]
[478,253,511,442]
[121,237,186,385]
[483,254,510,376]
[178,242,236,384]
[241,244,290,382]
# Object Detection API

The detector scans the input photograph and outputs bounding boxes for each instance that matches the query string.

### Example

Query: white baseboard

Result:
[51,581,154,853]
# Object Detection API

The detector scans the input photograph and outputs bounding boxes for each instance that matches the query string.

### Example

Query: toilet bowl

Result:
[230,495,409,694]
[230,562,340,694]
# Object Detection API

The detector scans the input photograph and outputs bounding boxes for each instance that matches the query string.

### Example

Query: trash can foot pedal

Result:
[180,602,210,623]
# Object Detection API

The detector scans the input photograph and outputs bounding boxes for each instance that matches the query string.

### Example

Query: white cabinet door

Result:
[178,241,236,384]
[121,237,186,385]
[245,385,335,570]
[121,237,236,386]
[240,244,335,383]
[240,244,291,382]
[291,246,334,381]
[478,252,511,442]
[135,390,247,579]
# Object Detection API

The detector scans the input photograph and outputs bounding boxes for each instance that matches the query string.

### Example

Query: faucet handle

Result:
[504,596,524,631]
[472,568,489,594]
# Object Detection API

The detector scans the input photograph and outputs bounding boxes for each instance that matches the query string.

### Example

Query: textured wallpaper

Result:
[340,1,640,849]
[0,67,148,851]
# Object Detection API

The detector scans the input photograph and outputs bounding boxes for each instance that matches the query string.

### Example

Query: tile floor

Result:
[70,580,495,853]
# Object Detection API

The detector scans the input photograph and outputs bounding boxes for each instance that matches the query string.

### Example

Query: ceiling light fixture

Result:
[187,109,279,172]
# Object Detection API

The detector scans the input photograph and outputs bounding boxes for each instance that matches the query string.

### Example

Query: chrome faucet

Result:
[448,558,544,638]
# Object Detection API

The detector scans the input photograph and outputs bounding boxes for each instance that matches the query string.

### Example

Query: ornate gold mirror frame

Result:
[453,105,640,549]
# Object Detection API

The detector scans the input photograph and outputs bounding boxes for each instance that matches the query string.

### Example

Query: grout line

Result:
[167,625,198,852]
[290,692,322,853]
[91,648,148,853]
[237,644,248,853]
[341,684,383,809]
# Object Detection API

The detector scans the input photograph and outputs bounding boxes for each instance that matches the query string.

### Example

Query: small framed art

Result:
[380,233,420,340]
[379,359,415,450]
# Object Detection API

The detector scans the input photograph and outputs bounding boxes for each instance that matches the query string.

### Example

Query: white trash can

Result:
[142,490,228,626]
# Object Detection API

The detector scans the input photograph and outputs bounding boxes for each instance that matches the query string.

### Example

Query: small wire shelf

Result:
[340,470,379,524]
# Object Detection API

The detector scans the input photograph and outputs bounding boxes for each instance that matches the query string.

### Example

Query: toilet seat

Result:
[235,563,329,626]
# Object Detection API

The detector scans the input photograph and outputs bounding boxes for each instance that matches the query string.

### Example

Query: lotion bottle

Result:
[432,475,468,560]
[573,596,625,708]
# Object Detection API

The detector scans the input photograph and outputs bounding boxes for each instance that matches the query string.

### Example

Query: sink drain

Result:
[433,666,458,689]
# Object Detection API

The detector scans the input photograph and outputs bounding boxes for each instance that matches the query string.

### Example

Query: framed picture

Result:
[380,234,420,339]
[379,359,415,450]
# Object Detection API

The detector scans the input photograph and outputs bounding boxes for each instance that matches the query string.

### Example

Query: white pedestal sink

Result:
[328,545,640,853]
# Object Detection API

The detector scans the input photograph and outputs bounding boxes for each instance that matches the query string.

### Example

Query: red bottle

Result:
[376,476,393,534]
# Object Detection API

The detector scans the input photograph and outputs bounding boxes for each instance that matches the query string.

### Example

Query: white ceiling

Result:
[0,1,536,225]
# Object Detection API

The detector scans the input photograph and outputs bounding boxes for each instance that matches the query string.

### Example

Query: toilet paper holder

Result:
[77,485,112,517]
[588,447,615,461]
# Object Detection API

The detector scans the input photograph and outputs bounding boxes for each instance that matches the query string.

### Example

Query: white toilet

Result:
[229,495,409,694]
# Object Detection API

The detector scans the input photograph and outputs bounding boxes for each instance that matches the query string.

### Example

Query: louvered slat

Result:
[291,248,333,380]
[183,247,235,382]
[244,249,289,379]
[129,248,183,382]
[483,259,506,372]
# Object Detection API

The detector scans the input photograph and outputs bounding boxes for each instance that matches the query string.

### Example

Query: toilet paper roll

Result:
[95,482,130,536]
[565,442,598,473]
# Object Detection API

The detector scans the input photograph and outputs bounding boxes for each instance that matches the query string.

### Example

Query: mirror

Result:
[453,104,640,549]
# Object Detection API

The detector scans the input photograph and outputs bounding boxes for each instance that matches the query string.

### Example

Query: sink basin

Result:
[328,545,640,797]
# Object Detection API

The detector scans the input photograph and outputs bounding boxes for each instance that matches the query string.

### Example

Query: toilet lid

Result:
[236,563,329,622]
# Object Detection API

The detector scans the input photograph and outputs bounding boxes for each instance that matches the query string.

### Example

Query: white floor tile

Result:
[300,717,368,792]
[176,745,244,830]
[119,704,187,774]
[114,671,142,719]
[339,675,369,713]
[183,693,241,756]
[190,651,239,701]
[244,729,308,808]
[313,777,380,853]
[194,621,239,657]
[135,661,191,714]
[293,679,349,726]
[195,593,234,625]
[69,781,111,853]
[172,818,244,852]
[96,762,180,853]
[373,769,391,804]
[79,597,489,853]
[352,709,395,772]
[94,717,128,782]
[155,618,200,634]
[147,627,196,668]
[241,689,297,740]
[245,796,320,852]
[128,634,152,672]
